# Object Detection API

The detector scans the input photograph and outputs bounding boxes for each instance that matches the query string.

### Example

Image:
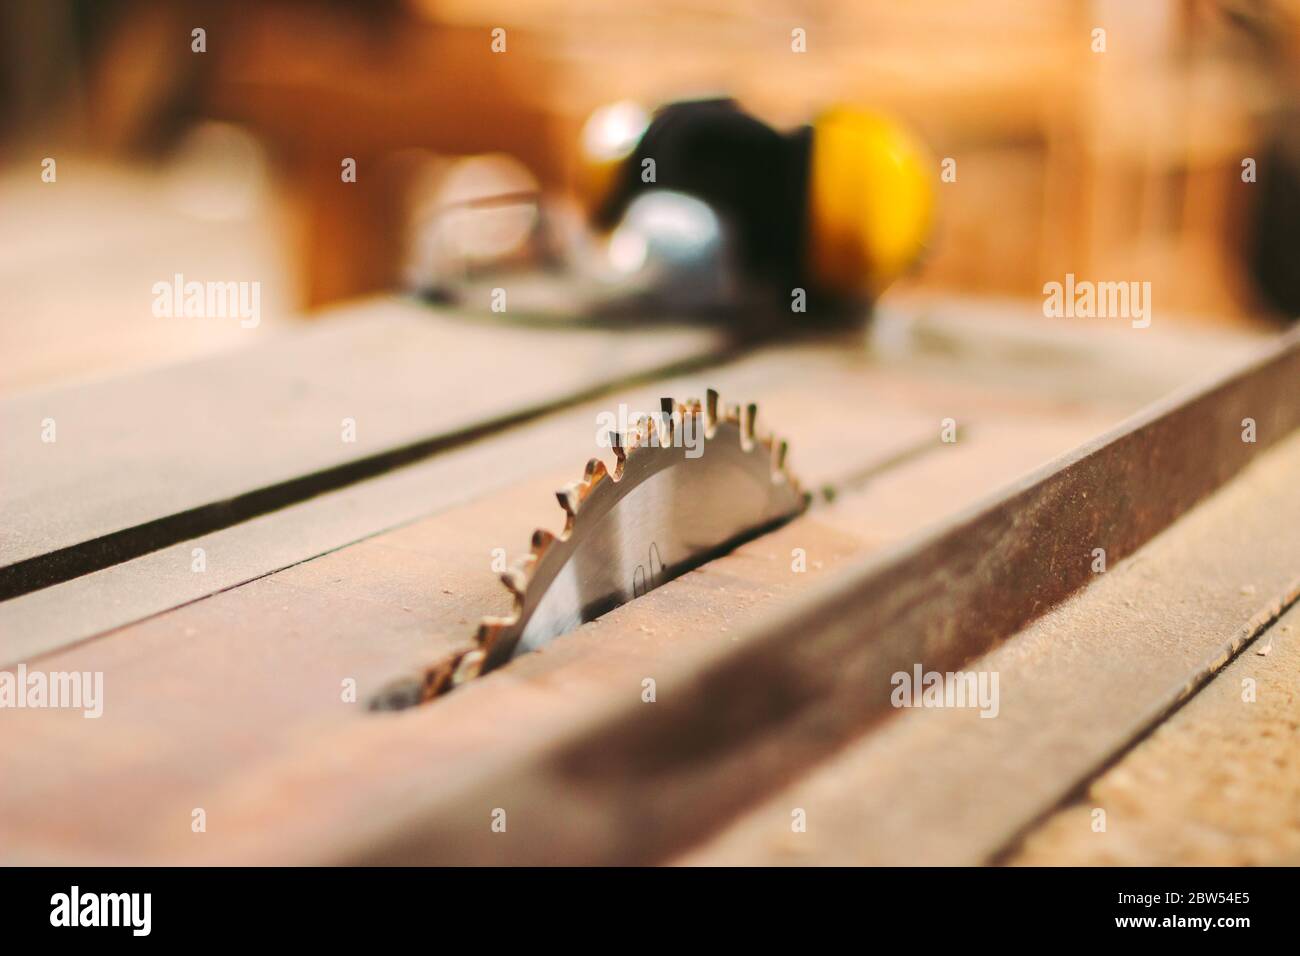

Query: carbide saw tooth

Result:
[556,484,581,519]
[683,397,702,426]
[500,567,527,598]
[608,431,626,466]
[773,437,789,472]
[740,403,757,449]
[624,418,643,451]
[659,397,676,444]
[421,660,455,700]
[451,649,485,686]
[705,389,719,433]
[584,457,608,484]
[531,528,557,556]
[637,413,658,448]
[475,618,510,650]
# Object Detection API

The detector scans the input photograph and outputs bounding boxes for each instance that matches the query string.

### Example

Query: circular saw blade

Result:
[463,389,806,682]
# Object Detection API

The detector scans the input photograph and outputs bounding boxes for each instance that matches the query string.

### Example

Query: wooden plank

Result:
[678,433,1300,865]
[1006,601,1300,866]
[0,307,1276,863]
[6,301,1216,663]
[243,331,1298,865]
[0,295,1253,648]
[345,421,1300,867]
[0,342,946,664]
[0,345,1124,863]
[0,295,726,599]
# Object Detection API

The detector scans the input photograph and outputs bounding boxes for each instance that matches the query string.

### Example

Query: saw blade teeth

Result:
[683,397,702,423]
[584,457,609,485]
[423,659,456,698]
[500,567,528,598]
[659,397,676,443]
[456,385,809,693]
[531,527,557,556]
[451,649,486,686]
[773,437,789,471]
[740,403,758,449]
[476,617,511,649]
[637,413,660,447]
[608,431,626,466]
[556,484,581,519]
[626,417,645,450]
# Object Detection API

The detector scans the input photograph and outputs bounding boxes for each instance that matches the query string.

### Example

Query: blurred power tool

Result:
[414,98,934,329]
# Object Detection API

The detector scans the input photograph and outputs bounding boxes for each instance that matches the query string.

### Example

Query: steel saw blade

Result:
[368,388,806,710]
[459,388,806,683]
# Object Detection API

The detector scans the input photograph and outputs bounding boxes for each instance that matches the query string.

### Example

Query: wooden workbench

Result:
[1,293,1295,865]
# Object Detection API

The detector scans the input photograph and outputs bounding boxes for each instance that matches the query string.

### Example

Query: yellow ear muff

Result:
[807,107,934,297]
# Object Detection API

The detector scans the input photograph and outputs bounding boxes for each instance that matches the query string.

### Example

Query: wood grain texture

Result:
[0,428,1094,864]
[0,295,726,597]
[0,339,1126,863]
[8,300,1214,662]
[0,340,945,665]
[677,432,1300,865]
[0,301,1278,864]
[1007,600,1300,867]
